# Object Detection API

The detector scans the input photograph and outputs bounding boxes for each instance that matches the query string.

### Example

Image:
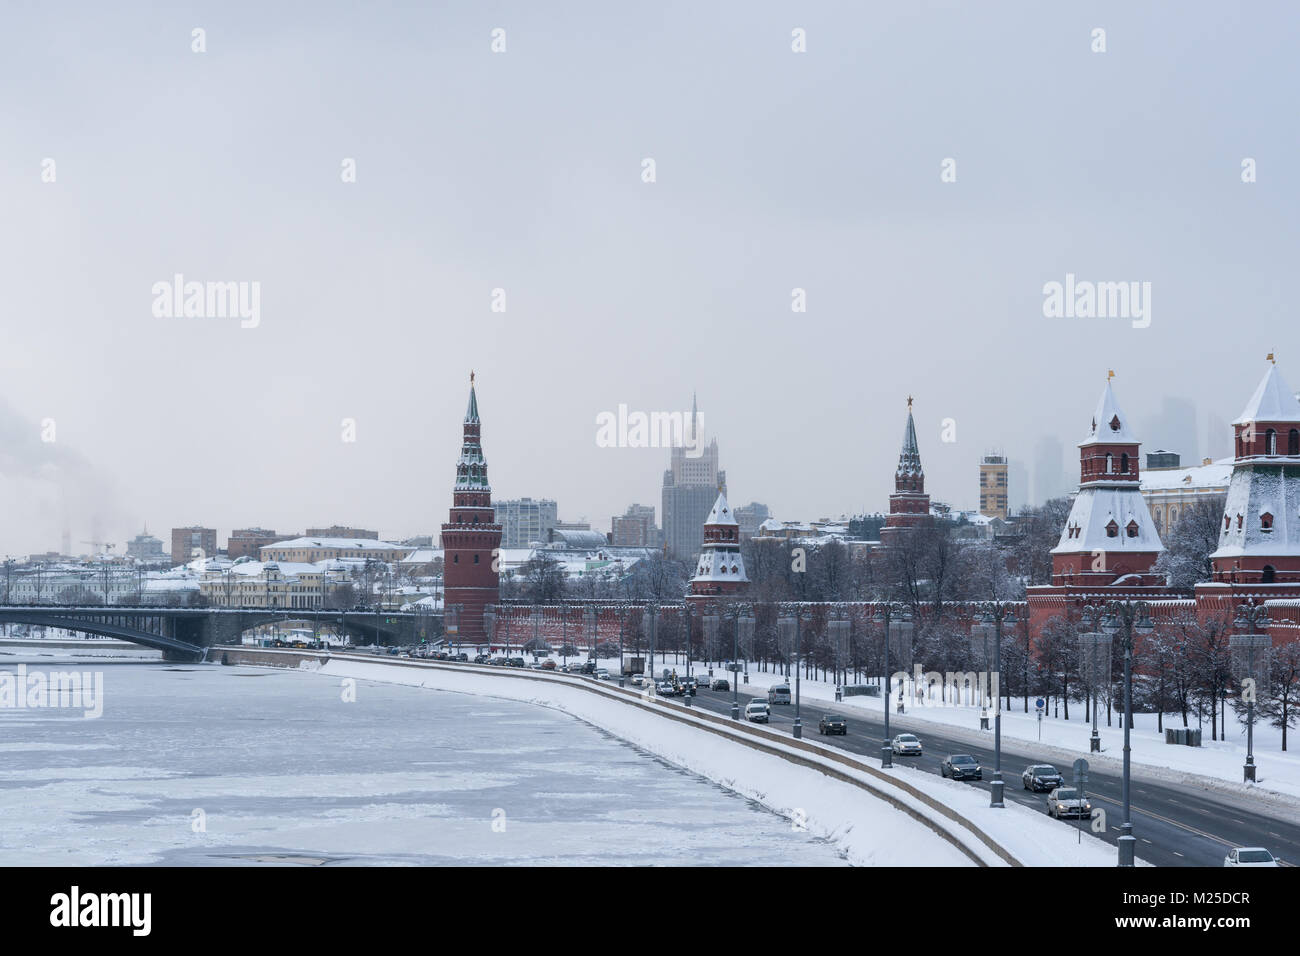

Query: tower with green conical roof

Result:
[880,397,932,548]
[441,372,502,643]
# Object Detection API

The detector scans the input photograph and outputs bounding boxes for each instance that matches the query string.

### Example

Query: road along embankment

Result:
[214,647,1119,866]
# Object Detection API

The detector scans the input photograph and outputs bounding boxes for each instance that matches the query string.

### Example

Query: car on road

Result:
[506,657,526,668]
[451,653,469,662]
[594,668,611,680]
[473,654,492,664]
[1022,765,1064,792]
[768,684,792,705]
[1224,847,1280,867]
[1045,787,1092,819]
[941,754,982,781]
[678,676,698,693]
[711,678,730,691]
[540,659,556,670]
[818,714,847,735]
[891,734,923,756]
[630,673,645,686]
[745,700,770,723]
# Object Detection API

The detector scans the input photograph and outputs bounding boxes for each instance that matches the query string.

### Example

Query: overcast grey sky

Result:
[1,1,1296,555]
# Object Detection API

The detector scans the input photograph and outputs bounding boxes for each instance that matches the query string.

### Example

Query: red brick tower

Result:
[688,488,749,604]
[880,397,931,548]
[1202,356,1300,596]
[1026,373,1169,636]
[1049,373,1164,587]
[441,373,501,643]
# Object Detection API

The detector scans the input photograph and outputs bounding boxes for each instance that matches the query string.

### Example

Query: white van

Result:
[768,684,791,705]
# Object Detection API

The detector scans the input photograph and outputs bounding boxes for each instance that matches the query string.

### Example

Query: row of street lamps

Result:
[477,596,1274,868]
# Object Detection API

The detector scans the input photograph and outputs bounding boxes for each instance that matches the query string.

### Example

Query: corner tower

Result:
[441,372,502,642]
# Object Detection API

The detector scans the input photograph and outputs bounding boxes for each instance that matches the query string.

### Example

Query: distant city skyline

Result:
[2,2,1296,556]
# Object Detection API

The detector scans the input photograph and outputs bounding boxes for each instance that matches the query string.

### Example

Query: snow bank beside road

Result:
[301,656,1120,867]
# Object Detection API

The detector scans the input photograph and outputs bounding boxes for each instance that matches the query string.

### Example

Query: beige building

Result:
[258,536,411,564]
[200,561,349,609]
[1139,454,1232,536]
[979,454,1009,519]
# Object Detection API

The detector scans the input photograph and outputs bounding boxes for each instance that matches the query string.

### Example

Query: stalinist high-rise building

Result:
[661,394,725,560]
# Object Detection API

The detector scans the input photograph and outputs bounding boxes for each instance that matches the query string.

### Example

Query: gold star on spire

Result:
[1107,369,1115,381]
[907,395,913,408]
[1267,351,1275,364]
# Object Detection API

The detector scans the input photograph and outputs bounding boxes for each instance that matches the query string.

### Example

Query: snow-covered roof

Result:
[1140,458,1234,492]
[705,491,738,526]
[1052,486,1165,555]
[261,537,403,551]
[1210,466,1300,559]
[1080,379,1138,446]
[692,546,748,583]
[1232,362,1300,425]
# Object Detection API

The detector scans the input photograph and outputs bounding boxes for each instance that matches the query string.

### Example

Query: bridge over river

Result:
[0,605,435,661]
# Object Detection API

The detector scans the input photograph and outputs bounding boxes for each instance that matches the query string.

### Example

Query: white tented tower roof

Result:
[1079,379,1137,446]
[1233,362,1300,425]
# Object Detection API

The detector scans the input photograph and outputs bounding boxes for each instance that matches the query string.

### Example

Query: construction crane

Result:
[81,540,116,555]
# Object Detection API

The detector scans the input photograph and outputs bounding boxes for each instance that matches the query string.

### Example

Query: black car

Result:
[1022,764,1064,792]
[506,657,526,668]
[450,653,469,662]
[818,715,847,735]
[710,678,730,691]
[941,754,983,781]
[473,654,492,664]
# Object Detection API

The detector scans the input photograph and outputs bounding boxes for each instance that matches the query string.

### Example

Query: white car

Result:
[594,668,612,680]
[1224,847,1279,867]
[891,734,922,756]
[745,700,770,723]
[630,673,645,686]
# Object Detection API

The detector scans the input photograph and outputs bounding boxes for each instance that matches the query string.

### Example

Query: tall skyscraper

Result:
[441,374,502,643]
[661,394,724,560]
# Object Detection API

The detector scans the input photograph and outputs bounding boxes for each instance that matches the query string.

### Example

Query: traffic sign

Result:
[1035,697,1045,712]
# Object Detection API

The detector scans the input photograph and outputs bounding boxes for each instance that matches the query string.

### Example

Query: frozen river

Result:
[0,657,848,866]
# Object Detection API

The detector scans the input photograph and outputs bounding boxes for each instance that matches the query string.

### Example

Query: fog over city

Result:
[2,1,1296,554]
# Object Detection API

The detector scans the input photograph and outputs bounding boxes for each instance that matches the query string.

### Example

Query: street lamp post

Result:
[1077,606,1111,754]
[703,610,720,703]
[1099,599,1154,867]
[872,603,912,767]
[682,602,693,708]
[1231,600,1272,783]
[828,611,849,703]
[733,608,754,721]
[584,606,598,673]
[778,607,808,739]
[617,604,628,687]
[975,601,1018,808]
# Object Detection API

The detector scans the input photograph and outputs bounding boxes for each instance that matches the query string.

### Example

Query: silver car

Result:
[891,734,923,756]
[1046,787,1092,819]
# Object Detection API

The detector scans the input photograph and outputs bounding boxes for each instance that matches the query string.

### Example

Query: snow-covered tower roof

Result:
[1051,373,1164,587]
[705,490,738,527]
[1209,357,1300,589]
[1232,359,1300,426]
[689,488,749,598]
[1080,377,1137,447]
